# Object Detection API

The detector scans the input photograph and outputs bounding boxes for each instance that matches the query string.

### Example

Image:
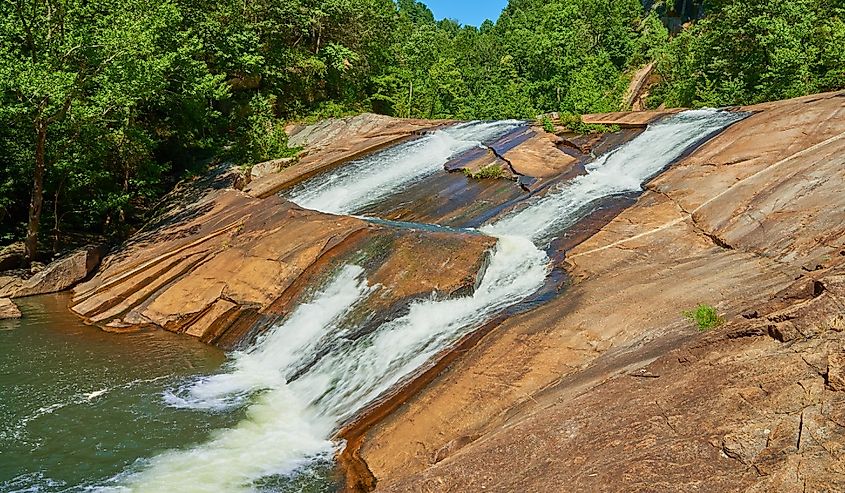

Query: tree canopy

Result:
[0,0,842,261]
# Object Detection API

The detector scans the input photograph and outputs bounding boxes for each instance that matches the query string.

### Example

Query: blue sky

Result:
[422,0,508,26]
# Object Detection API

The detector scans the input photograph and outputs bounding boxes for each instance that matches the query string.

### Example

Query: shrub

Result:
[541,116,556,133]
[684,304,723,331]
[463,164,504,180]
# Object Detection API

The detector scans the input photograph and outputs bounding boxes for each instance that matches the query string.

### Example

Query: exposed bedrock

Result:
[350,91,845,492]
[244,113,450,199]
[70,189,494,348]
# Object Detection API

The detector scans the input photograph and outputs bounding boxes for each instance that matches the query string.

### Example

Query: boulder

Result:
[0,242,25,271]
[11,245,105,298]
[249,157,298,180]
[0,297,21,319]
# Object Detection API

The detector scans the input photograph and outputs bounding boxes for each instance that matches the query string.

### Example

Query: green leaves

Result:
[652,0,841,108]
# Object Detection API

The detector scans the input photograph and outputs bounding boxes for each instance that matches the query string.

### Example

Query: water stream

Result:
[3,111,744,492]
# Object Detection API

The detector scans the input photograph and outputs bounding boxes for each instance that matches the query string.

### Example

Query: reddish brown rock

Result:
[71,188,494,348]
[581,109,682,127]
[0,297,21,319]
[346,91,845,492]
[502,129,577,178]
[245,113,449,199]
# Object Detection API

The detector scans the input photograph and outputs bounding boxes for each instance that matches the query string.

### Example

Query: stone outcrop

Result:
[245,113,449,199]
[347,91,845,491]
[7,246,105,298]
[0,242,25,271]
[581,108,682,127]
[0,297,21,319]
[70,188,494,348]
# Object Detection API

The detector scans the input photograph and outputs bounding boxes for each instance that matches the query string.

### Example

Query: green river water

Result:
[0,294,294,492]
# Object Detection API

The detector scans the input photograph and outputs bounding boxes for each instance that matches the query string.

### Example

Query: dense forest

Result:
[1,0,843,262]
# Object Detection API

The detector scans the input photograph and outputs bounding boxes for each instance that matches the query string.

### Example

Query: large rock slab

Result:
[245,114,449,199]
[10,246,104,298]
[349,91,845,491]
[581,109,682,127]
[71,188,494,348]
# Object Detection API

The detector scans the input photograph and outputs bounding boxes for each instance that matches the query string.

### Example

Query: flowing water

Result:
[3,111,744,492]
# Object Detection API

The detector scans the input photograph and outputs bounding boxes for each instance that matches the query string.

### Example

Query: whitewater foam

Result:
[114,110,743,492]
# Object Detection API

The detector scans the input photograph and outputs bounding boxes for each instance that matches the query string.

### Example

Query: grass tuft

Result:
[683,304,723,331]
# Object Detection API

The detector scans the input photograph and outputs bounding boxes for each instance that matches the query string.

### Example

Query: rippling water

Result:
[0,295,236,492]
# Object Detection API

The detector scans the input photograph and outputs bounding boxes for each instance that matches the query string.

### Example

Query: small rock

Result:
[767,321,800,342]
[741,309,760,319]
[826,353,845,391]
[0,298,21,319]
[13,245,105,298]
[29,262,45,274]
[829,314,845,332]
[722,426,769,464]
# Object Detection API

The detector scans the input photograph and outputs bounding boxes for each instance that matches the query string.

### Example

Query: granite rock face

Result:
[347,91,845,492]
[70,189,494,348]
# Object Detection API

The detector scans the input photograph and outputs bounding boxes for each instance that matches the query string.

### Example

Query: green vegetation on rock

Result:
[684,304,724,331]
[463,164,505,180]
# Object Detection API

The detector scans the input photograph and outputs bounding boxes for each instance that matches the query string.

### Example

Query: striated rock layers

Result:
[69,113,495,349]
[349,91,845,492]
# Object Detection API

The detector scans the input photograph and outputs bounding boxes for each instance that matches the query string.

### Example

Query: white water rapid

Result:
[287,120,523,214]
[113,110,742,492]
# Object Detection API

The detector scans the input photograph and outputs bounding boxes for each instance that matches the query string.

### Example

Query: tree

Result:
[0,0,222,260]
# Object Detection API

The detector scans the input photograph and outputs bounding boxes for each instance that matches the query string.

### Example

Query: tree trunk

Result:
[25,120,47,263]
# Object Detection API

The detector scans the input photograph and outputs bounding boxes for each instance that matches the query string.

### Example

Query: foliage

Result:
[1,0,842,261]
[683,304,724,331]
[463,164,505,180]
[651,0,845,108]
[541,116,556,133]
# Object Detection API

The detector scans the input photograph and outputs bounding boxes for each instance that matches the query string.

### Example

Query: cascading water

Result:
[111,110,743,492]
[287,120,523,214]
[485,110,746,243]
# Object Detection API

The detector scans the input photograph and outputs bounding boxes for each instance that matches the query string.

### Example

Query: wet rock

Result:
[12,245,105,298]
[352,91,845,493]
[246,114,448,198]
[71,189,494,348]
[0,297,21,319]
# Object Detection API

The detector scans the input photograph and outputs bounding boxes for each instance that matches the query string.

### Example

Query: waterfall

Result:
[111,110,743,492]
[287,120,523,215]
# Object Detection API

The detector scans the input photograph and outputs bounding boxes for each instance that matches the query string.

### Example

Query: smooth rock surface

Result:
[245,113,448,199]
[349,91,845,492]
[71,189,494,348]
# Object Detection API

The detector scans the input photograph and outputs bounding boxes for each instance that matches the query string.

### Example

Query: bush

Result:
[463,164,504,180]
[541,116,556,133]
[684,304,723,331]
